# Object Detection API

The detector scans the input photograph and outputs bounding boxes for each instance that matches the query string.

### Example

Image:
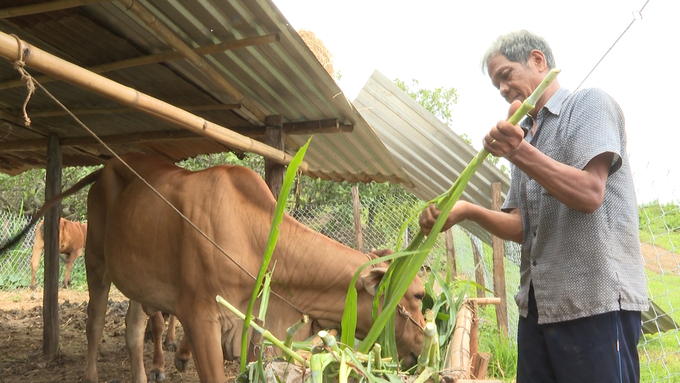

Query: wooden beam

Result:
[0,34,279,90]
[43,132,61,359]
[0,119,353,152]
[26,104,241,118]
[280,118,353,135]
[231,119,353,139]
[0,0,110,19]
[119,0,267,125]
[0,130,201,151]
[0,32,306,171]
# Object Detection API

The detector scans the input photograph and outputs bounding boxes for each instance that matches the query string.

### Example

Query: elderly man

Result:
[420,30,648,383]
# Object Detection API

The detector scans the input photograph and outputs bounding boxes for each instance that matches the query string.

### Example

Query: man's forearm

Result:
[465,204,523,243]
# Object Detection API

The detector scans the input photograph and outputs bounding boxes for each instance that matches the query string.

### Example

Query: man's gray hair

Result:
[480,30,556,73]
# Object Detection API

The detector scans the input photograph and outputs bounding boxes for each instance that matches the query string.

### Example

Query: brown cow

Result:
[30,217,87,290]
[83,153,425,383]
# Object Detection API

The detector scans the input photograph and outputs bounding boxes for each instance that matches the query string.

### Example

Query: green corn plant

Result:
[340,249,416,347]
[358,68,561,359]
[239,137,312,372]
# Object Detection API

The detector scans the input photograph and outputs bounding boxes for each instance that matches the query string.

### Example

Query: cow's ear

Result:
[360,267,388,296]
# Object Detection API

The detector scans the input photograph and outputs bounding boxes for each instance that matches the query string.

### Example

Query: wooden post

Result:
[43,132,61,358]
[445,229,457,278]
[470,235,485,299]
[264,115,284,200]
[491,182,509,336]
[351,186,363,252]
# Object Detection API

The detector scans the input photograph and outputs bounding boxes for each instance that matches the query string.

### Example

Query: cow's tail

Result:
[0,168,103,255]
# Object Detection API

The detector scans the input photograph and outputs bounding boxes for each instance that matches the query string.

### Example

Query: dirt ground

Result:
[0,245,676,383]
[0,287,241,383]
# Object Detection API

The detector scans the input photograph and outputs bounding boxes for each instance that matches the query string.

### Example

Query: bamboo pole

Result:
[119,0,267,125]
[466,297,501,306]
[0,0,110,18]
[0,34,279,91]
[446,301,474,379]
[0,32,307,171]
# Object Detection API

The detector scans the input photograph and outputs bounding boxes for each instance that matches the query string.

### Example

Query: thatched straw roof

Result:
[298,28,335,78]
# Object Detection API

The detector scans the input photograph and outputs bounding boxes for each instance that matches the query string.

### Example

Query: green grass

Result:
[0,249,88,291]
[641,269,680,383]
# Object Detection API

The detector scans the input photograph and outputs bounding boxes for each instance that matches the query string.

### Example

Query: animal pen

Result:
[0,1,678,383]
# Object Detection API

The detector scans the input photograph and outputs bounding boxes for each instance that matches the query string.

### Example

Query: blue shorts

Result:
[517,285,641,383]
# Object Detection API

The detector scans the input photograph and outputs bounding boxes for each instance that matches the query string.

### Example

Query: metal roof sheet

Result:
[0,0,409,184]
[354,70,510,243]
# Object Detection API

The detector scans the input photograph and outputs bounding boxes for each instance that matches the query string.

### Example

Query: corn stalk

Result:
[216,295,307,366]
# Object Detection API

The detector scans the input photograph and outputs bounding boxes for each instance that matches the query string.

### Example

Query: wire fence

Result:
[1,188,678,381]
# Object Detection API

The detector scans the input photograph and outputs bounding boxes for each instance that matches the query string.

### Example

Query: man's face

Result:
[487,53,543,105]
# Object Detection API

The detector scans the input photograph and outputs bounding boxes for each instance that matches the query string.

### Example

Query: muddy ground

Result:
[0,287,240,382]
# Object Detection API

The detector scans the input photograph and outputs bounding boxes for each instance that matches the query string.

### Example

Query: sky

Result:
[272,0,679,204]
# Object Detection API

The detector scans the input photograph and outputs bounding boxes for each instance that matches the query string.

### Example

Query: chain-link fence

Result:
[0,211,87,289]
[1,188,678,381]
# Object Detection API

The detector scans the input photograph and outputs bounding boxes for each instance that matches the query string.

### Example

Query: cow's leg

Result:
[148,311,167,382]
[181,313,225,382]
[61,248,82,288]
[173,334,192,372]
[125,300,150,383]
[165,314,177,351]
[29,232,44,292]
[83,262,111,383]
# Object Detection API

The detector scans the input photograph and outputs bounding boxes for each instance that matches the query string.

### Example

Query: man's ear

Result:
[359,267,388,296]
[529,49,547,71]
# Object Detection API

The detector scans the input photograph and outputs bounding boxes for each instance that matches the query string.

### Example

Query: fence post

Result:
[445,229,457,278]
[43,132,61,358]
[264,115,284,200]
[491,182,509,336]
[470,235,485,299]
[351,186,363,252]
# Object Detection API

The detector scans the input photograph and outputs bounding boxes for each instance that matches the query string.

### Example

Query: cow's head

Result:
[360,267,426,368]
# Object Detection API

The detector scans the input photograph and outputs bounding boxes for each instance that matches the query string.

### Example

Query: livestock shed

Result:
[0,0,510,366]
[0,0,414,361]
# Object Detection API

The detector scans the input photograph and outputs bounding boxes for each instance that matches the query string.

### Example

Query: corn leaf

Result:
[239,137,312,371]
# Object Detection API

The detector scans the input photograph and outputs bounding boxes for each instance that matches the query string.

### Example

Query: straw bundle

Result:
[298,28,335,78]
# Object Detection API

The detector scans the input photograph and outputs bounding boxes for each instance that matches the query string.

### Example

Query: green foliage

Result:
[0,166,100,220]
[477,307,518,382]
[641,269,680,382]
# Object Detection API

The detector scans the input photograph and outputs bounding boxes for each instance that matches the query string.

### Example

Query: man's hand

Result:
[483,100,525,159]
[418,201,469,236]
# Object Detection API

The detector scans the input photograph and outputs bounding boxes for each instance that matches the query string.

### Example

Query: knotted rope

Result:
[10,34,34,127]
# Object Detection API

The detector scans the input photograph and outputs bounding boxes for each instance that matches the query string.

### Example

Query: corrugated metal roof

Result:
[0,0,409,184]
[354,70,510,243]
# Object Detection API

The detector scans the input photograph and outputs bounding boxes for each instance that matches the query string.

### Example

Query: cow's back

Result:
[87,153,274,316]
